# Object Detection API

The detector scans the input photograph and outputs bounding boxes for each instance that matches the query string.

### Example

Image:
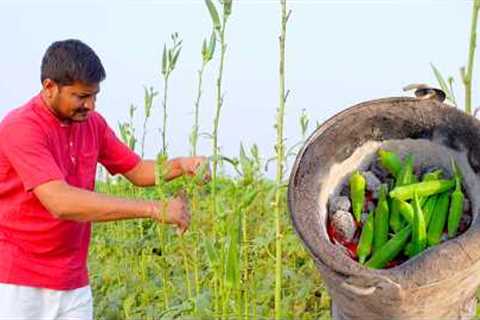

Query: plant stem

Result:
[211,20,227,226]
[242,206,249,320]
[193,239,200,313]
[274,1,288,319]
[464,0,480,114]
[192,64,207,156]
[162,76,169,155]
[211,10,228,320]
[141,117,148,158]
[214,275,220,318]
[180,237,193,302]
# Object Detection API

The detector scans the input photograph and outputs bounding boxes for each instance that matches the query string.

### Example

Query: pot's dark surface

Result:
[288,97,480,320]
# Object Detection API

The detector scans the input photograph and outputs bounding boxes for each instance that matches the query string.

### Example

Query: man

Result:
[0,39,208,319]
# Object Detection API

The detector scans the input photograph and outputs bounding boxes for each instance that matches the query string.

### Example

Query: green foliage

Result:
[118,104,137,151]
[430,0,480,114]
[430,63,457,106]
[162,33,183,79]
[91,175,330,319]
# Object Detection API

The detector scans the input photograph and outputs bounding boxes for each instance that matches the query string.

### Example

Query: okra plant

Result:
[160,32,182,156]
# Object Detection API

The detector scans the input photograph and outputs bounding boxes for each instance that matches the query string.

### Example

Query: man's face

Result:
[42,79,100,123]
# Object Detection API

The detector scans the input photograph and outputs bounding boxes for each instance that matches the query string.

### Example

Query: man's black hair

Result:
[41,39,106,85]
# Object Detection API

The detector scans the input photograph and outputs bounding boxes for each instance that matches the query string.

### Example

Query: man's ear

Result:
[42,78,59,99]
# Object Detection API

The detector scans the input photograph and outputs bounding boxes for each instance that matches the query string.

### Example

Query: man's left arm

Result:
[123,156,209,187]
[95,113,209,187]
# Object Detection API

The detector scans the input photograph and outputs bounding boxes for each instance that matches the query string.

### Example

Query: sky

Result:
[0,0,475,177]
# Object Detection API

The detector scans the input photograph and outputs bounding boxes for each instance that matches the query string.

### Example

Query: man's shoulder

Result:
[0,98,38,131]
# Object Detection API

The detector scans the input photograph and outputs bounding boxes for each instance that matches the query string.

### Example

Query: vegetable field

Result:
[90,177,330,319]
[86,0,480,319]
[90,1,333,318]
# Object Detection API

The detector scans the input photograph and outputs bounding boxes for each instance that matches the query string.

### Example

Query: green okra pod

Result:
[374,185,389,252]
[447,187,464,238]
[404,195,437,256]
[365,225,412,269]
[389,199,404,233]
[357,210,375,264]
[404,241,415,258]
[389,155,414,233]
[397,200,414,225]
[378,149,402,178]
[396,154,415,187]
[448,160,464,238]
[423,195,438,229]
[389,179,455,201]
[349,171,366,222]
[427,192,450,246]
[422,169,443,182]
[412,192,427,256]
[419,169,443,207]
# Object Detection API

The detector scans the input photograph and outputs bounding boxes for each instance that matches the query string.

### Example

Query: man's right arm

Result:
[33,180,190,233]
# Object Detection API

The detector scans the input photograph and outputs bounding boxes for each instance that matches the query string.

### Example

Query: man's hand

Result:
[123,156,211,187]
[152,195,191,235]
[178,156,211,182]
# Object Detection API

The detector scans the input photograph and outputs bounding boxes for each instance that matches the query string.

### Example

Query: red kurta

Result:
[0,93,140,290]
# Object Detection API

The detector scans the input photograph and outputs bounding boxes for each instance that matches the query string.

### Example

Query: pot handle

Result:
[403,83,446,103]
[340,281,376,296]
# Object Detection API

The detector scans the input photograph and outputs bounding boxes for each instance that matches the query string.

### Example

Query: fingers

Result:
[176,208,191,235]
[176,220,189,235]
[192,156,211,183]
[173,193,191,235]
[203,170,212,182]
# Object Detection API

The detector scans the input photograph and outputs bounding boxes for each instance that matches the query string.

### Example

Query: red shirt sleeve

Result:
[96,114,141,175]
[0,122,65,192]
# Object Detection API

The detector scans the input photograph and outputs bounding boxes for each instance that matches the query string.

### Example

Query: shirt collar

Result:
[32,92,72,127]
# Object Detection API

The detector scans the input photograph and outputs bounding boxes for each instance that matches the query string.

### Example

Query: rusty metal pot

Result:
[288,94,480,320]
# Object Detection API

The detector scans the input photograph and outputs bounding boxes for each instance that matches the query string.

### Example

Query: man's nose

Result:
[83,97,96,111]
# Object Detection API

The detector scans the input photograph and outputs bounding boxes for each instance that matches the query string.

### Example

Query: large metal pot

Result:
[288,96,480,319]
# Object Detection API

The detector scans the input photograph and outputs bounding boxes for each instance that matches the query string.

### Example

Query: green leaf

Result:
[161,44,167,76]
[251,144,259,160]
[299,108,309,137]
[224,0,232,16]
[239,143,250,172]
[447,76,457,106]
[204,238,219,270]
[168,48,173,67]
[171,48,181,70]
[241,188,258,208]
[201,38,208,61]
[171,32,178,42]
[205,0,221,30]
[208,31,216,60]
[430,63,450,96]
[225,215,240,289]
[118,122,128,143]
[128,104,136,119]
[130,136,136,151]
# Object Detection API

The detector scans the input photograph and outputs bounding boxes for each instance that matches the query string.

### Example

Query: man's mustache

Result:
[74,108,89,114]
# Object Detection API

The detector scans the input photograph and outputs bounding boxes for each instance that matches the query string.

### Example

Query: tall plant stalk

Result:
[274,1,290,319]
[205,1,232,317]
[191,32,216,156]
[141,87,158,158]
[161,73,169,156]
[208,0,231,224]
[463,0,480,114]
[161,33,182,156]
